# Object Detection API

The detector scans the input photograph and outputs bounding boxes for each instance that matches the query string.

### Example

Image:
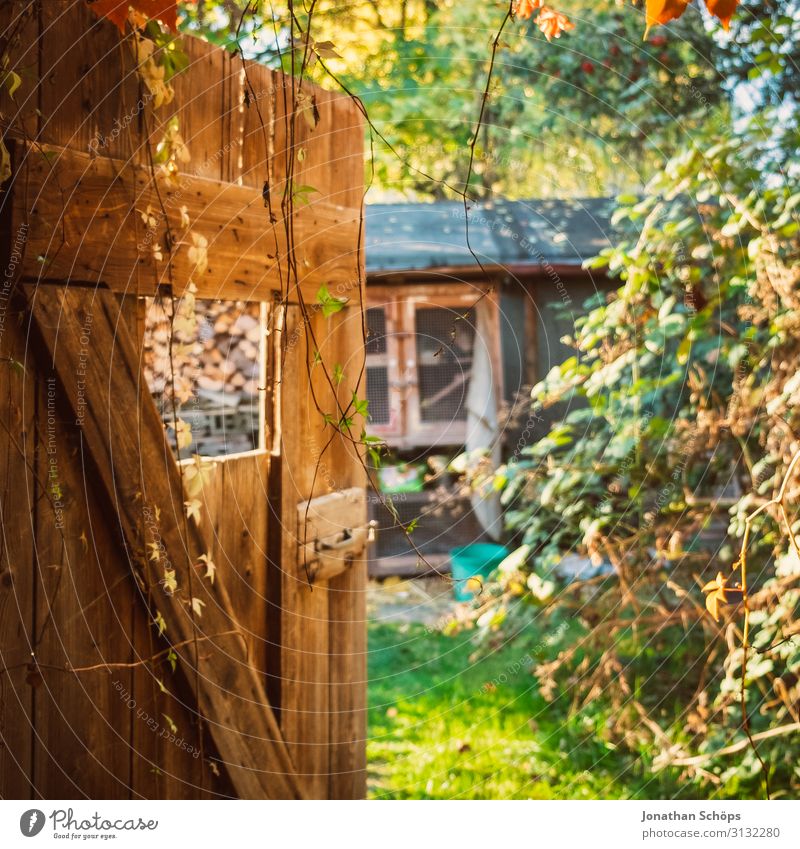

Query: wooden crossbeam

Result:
[21,283,304,799]
[12,143,361,304]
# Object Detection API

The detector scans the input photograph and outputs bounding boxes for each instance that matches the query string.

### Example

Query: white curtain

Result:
[465,301,502,541]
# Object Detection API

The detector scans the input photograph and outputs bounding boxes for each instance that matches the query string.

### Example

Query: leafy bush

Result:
[479,112,800,795]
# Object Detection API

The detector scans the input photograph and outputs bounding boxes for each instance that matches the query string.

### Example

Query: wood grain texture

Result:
[277,308,331,799]
[22,284,302,799]
[30,370,135,799]
[13,144,361,304]
[0,303,36,799]
[1,0,367,798]
[0,1,42,143]
[276,303,367,798]
[204,451,271,680]
[38,1,142,159]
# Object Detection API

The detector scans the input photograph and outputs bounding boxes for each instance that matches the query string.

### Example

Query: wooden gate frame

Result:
[0,0,366,799]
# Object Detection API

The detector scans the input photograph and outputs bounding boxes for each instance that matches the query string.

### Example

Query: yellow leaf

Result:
[0,138,11,184]
[677,336,691,366]
[187,232,208,275]
[198,553,216,585]
[705,590,720,622]
[174,418,192,451]
[184,499,202,525]
[162,569,177,595]
[153,612,167,636]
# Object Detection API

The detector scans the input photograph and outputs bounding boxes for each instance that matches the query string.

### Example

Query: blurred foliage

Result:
[181,0,729,198]
[476,114,800,794]
[722,0,800,111]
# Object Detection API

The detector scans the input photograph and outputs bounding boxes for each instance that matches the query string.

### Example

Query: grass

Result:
[367,618,702,800]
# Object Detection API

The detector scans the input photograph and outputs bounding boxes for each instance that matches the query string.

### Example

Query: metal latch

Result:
[298,487,368,582]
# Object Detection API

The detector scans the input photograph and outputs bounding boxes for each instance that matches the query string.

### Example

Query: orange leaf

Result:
[700,571,743,622]
[513,0,544,19]
[86,0,182,33]
[705,590,721,622]
[704,0,739,30]
[644,0,690,35]
[535,7,574,41]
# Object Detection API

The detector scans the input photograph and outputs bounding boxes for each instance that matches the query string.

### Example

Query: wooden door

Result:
[0,0,366,800]
[273,303,367,799]
[0,281,366,799]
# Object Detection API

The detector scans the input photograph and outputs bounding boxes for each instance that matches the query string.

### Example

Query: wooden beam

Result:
[21,283,303,799]
[12,143,361,304]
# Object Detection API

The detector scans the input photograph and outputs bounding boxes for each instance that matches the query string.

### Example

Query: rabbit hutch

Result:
[363,199,618,576]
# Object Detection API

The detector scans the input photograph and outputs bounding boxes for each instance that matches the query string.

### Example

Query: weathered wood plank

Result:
[317,305,367,800]
[171,37,227,182]
[206,451,271,680]
[276,303,367,798]
[109,297,222,800]
[31,369,135,798]
[277,308,331,798]
[38,0,142,159]
[22,283,302,799]
[13,144,361,304]
[0,1,41,143]
[328,551,367,799]
[0,301,36,799]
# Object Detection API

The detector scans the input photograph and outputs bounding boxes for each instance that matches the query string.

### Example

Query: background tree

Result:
[182,0,727,198]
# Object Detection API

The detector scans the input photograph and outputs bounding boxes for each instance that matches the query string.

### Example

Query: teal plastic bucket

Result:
[450,543,509,601]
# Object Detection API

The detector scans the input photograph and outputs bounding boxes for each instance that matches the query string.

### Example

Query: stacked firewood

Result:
[143,298,262,401]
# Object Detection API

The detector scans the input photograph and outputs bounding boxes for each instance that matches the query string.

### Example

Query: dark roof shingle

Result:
[365,197,620,274]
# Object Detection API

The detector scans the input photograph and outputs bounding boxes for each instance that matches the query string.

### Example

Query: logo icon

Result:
[19,809,46,837]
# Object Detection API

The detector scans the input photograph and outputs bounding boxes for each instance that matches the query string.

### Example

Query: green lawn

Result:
[367,619,697,800]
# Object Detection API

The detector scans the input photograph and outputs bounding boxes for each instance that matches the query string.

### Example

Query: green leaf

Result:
[351,391,369,418]
[315,283,348,318]
[292,184,319,206]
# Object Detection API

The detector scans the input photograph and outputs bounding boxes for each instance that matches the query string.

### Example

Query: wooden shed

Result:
[0,0,366,799]
[362,199,618,573]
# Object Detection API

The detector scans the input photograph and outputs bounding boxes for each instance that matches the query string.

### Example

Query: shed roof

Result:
[365,197,620,274]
